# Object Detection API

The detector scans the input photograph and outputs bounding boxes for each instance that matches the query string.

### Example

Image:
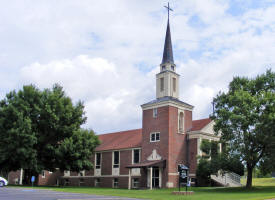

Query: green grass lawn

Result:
[10,178,275,200]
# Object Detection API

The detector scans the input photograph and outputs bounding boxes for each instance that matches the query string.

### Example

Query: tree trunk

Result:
[246,165,253,188]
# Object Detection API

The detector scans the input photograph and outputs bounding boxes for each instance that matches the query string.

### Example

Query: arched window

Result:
[179,112,184,132]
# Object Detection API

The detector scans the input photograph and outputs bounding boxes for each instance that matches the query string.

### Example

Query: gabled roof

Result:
[95,118,212,151]
[191,118,212,131]
[95,129,142,151]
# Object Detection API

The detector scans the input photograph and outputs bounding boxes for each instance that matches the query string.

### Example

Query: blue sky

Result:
[0,0,274,133]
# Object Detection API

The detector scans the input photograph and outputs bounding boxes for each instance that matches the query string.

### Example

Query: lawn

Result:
[10,178,275,200]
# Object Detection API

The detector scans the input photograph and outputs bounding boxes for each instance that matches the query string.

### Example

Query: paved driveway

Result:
[0,187,142,200]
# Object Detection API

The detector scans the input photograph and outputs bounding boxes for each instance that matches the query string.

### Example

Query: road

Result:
[0,187,142,200]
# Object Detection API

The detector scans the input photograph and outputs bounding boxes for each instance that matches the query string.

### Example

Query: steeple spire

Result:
[162,3,174,65]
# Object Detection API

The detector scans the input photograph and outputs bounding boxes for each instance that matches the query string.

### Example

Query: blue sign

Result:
[31,176,35,183]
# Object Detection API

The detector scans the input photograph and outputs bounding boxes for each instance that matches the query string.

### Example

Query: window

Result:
[95,178,100,187]
[78,170,85,176]
[95,153,101,169]
[113,151,119,168]
[64,179,69,186]
[79,178,85,186]
[160,78,164,91]
[162,66,166,71]
[64,170,70,176]
[179,112,184,132]
[171,65,174,71]
[42,170,45,178]
[173,77,176,92]
[150,132,160,142]
[133,149,140,164]
[113,178,119,188]
[153,108,157,118]
[132,178,139,188]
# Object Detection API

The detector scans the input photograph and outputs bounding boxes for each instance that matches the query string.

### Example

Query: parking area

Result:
[0,187,142,200]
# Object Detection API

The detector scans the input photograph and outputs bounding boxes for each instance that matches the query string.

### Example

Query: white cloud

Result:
[20,55,150,133]
[0,0,275,133]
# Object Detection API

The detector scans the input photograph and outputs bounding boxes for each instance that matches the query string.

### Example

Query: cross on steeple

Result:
[164,2,173,21]
[161,2,174,65]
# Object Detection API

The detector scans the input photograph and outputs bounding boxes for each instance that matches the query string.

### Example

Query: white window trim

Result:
[95,178,100,187]
[78,170,85,177]
[132,178,139,188]
[178,110,185,134]
[95,152,102,169]
[64,170,70,176]
[42,170,45,178]
[113,178,119,188]
[132,148,141,164]
[150,132,160,142]
[112,151,120,168]
[153,108,157,118]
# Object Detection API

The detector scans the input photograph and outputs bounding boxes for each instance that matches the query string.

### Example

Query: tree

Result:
[0,84,99,184]
[212,69,275,188]
[196,140,244,186]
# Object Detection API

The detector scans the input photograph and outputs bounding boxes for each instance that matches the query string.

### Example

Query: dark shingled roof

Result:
[141,96,193,108]
[161,20,174,64]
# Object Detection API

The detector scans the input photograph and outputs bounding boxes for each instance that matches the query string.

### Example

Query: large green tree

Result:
[212,70,275,188]
[196,140,244,186]
[0,84,99,183]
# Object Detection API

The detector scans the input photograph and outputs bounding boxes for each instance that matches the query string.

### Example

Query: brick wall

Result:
[188,138,198,175]
[101,152,112,175]
[8,170,20,184]
[167,106,187,187]
[38,170,62,186]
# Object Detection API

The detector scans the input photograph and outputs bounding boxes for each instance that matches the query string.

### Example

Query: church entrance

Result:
[152,167,160,188]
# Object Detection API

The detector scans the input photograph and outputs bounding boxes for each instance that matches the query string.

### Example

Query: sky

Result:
[0,0,274,134]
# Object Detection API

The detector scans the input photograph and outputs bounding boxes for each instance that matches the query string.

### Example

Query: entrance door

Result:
[152,167,159,188]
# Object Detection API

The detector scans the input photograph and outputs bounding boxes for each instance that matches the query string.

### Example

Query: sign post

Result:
[172,164,194,195]
[177,164,189,192]
[31,176,35,187]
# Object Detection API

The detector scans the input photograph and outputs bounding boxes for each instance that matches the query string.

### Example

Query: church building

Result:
[8,8,220,189]
[55,10,220,189]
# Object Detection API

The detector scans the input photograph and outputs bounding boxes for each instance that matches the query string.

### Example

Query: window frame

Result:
[64,170,70,176]
[132,149,141,164]
[178,111,184,133]
[113,178,119,188]
[171,65,175,71]
[160,77,164,92]
[113,151,120,168]
[153,108,157,118]
[78,170,85,177]
[132,178,139,188]
[42,170,45,178]
[173,77,176,92]
[95,178,100,187]
[150,132,160,142]
[95,152,101,169]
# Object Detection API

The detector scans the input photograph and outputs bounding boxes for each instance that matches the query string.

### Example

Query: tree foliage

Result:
[211,69,275,188]
[0,84,99,182]
[196,140,244,186]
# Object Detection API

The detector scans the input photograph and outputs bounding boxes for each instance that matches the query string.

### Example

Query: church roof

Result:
[161,20,174,65]
[190,118,212,131]
[95,118,212,151]
[95,129,142,151]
